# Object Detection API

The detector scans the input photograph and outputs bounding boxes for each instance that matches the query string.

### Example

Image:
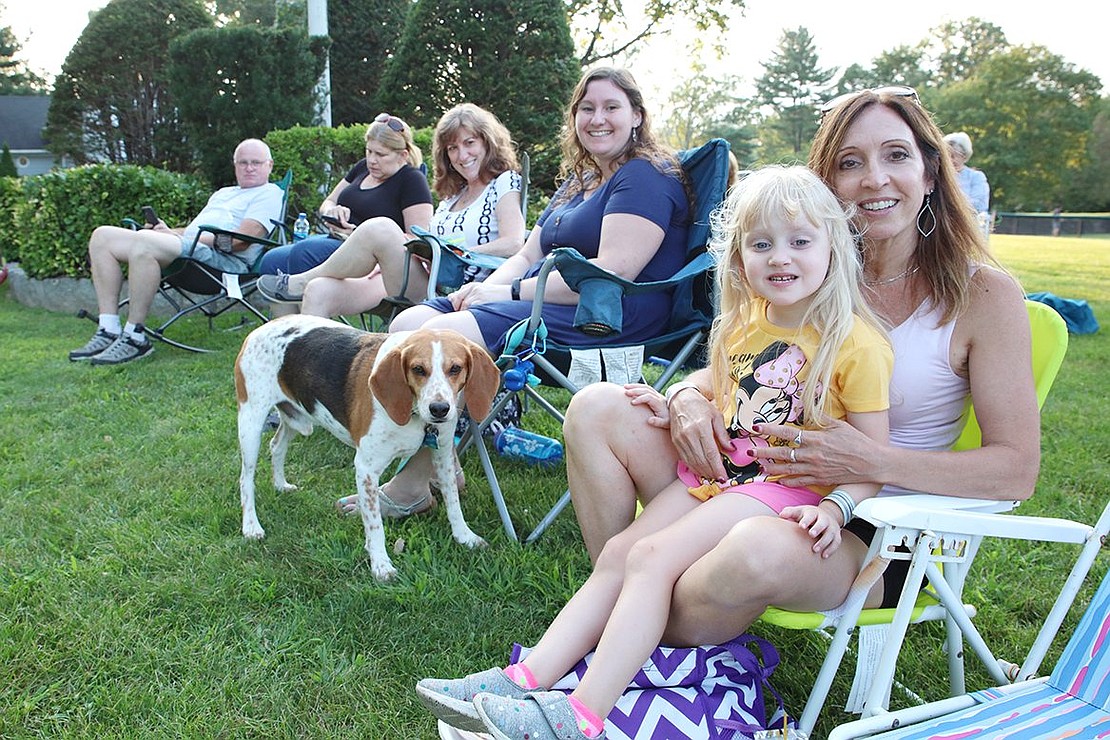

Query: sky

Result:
[5,0,1106,101]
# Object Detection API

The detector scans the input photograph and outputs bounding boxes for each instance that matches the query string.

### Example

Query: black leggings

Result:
[842,519,913,609]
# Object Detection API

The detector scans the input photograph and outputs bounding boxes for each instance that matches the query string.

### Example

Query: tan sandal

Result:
[335,491,438,519]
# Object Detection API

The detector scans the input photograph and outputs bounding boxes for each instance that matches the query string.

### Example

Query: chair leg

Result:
[526,491,571,544]
[860,536,944,718]
[460,389,526,543]
[470,431,518,543]
[797,550,888,736]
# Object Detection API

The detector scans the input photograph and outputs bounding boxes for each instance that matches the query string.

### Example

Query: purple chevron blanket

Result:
[511,635,788,739]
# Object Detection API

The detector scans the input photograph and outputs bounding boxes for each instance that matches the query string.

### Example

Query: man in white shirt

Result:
[70,138,284,365]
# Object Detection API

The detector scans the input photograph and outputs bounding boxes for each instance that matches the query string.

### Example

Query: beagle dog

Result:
[234,315,500,580]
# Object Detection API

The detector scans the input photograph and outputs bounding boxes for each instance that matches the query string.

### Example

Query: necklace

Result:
[864,265,919,286]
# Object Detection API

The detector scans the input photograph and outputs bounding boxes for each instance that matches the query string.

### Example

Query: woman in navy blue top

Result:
[390,67,690,353]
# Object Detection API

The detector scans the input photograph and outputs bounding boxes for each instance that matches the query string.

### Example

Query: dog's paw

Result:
[275,482,298,493]
[370,559,398,582]
[457,532,488,550]
[242,520,266,539]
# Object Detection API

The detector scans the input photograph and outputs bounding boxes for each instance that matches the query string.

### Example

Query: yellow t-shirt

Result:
[713,308,893,492]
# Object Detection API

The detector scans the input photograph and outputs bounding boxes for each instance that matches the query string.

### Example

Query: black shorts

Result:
[842,518,913,609]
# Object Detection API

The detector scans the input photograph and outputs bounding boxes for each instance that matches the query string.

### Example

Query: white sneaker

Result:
[69,328,120,361]
[90,333,153,365]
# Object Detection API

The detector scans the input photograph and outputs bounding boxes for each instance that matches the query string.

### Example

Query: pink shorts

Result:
[713,480,822,514]
[677,438,822,513]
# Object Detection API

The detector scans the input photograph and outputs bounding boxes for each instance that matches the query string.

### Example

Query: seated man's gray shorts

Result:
[180,239,254,273]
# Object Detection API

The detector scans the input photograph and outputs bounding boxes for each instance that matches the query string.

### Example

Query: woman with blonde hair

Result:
[257,113,432,311]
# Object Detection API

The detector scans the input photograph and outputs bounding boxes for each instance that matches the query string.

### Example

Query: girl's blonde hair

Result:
[707,165,886,428]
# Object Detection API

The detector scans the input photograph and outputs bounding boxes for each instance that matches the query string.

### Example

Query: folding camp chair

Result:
[758,299,1071,736]
[465,138,732,543]
[828,504,1110,740]
[127,169,293,352]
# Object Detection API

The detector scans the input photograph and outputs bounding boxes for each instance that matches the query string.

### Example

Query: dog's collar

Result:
[422,424,440,449]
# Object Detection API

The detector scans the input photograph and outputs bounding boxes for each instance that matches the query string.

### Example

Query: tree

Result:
[377,0,578,192]
[754,27,834,160]
[924,17,1009,86]
[930,45,1102,210]
[0,143,16,176]
[662,60,758,166]
[0,19,47,94]
[44,0,212,170]
[168,26,327,185]
[569,0,744,67]
[1064,99,1110,211]
[837,46,931,94]
[326,0,409,126]
[211,0,279,25]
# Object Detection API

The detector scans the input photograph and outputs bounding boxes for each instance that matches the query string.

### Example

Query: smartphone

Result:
[141,205,159,225]
[320,213,343,228]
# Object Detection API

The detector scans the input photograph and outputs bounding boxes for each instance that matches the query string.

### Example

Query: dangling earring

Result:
[917,193,937,237]
[632,126,639,143]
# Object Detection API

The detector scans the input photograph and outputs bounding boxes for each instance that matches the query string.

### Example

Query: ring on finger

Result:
[793,429,803,446]
[789,447,797,464]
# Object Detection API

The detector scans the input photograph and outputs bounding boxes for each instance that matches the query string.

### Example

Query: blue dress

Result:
[425,158,690,353]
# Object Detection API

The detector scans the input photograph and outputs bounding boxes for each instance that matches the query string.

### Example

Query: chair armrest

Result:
[857,495,1093,545]
[188,224,280,256]
[270,219,293,243]
[542,247,714,336]
[407,225,506,300]
[551,247,712,295]
[827,679,1048,739]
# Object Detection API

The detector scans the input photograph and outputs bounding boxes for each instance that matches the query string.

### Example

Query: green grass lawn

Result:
[1,233,1107,738]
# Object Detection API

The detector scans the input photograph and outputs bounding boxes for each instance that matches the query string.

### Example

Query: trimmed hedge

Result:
[12,165,209,279]
[0,176,23,263]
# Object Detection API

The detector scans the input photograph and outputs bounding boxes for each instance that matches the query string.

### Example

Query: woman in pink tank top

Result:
[562,87,1037,643]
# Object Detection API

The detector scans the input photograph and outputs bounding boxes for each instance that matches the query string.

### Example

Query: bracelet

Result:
[823,489,856,525]
[665,381,703,403]
[510,278,522,301]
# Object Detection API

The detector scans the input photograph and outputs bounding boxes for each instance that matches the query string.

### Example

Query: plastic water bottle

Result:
[494,427,564,467]
[292,212,310,242]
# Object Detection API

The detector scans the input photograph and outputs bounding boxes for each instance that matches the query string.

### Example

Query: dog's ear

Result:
[464,342,501,422]
[370,344,415,426]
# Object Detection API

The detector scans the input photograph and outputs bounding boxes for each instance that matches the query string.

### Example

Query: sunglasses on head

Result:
[374,113,406,132]
[819,85,920,117]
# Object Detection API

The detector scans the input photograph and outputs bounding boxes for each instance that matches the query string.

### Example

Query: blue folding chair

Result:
[466,139,732,542]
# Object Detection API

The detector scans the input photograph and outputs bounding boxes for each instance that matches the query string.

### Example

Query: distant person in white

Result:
[944,131,991,235]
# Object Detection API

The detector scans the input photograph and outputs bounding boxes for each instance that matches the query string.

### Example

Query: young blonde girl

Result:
[417,165,893,740]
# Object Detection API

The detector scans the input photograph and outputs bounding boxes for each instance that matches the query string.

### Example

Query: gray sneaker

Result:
[256,272,303,304]
[416,668,534,733]
[474,690,600,739]
[69,328,121,361]
[90,333,153,365]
